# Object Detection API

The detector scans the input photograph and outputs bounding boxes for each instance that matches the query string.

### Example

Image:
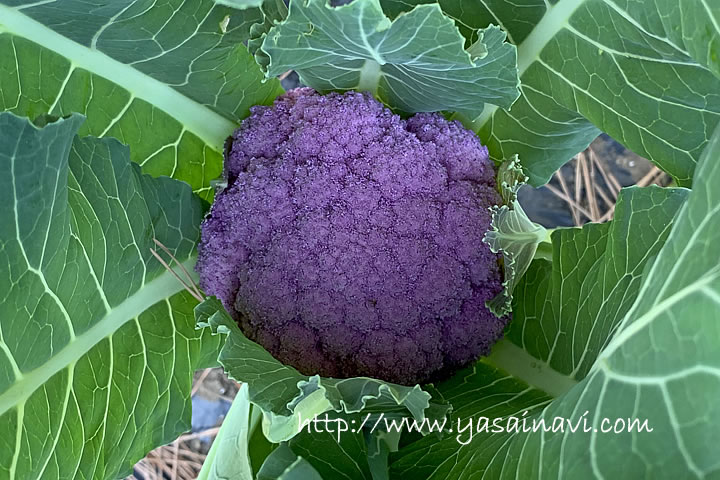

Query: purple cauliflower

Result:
[196,88,506,385]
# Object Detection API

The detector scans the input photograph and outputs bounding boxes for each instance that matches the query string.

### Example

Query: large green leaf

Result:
[383,0,720,186]
[0,112,222,479]
[261,0,520,116]
[0,0,283,200]
[390,172,706,477]
[509,184,689,379]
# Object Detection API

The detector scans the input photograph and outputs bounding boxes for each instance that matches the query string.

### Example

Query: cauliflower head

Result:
[196,88,506,385]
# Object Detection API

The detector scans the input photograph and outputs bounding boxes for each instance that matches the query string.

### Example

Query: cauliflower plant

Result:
[196,88,506,385]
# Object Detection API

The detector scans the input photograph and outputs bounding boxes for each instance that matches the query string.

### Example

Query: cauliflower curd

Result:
[196,88,506,385]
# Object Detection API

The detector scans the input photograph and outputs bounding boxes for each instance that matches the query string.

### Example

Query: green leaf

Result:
[366,429,400,480]
[391,363,552,479]
[257,443,324,480]
[247,0,289,67]
[509,185,689,379]
[261,0,520,115]
[197,383,261,480]
[285,420,405,480]
[383,0,720,186]
[0,112,222,479]
[483,156,548,315]
[391,178,697,477]
[0,1,284,200]
[195,297,450,444]
[262,411,402,480]
[484,201,547,316]
[285,413,373,480]
[572,118,720,478]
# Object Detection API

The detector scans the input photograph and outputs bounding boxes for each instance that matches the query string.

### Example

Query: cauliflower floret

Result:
[196,88,506,385]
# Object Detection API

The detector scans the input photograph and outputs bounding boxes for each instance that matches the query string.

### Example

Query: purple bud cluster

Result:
[196,88,506,385]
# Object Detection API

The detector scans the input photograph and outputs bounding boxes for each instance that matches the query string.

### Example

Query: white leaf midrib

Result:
[0,258,196,416]
[472,0,587,129]
[596,266,720,363]
[484,338,578,397]
[0,5,235,152]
